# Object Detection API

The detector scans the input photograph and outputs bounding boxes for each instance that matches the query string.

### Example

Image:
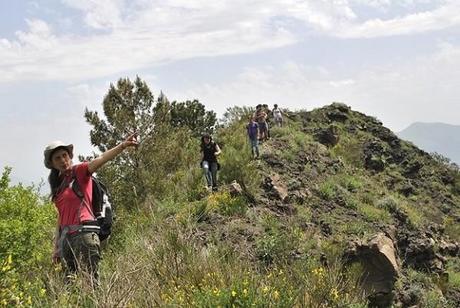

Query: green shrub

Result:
[444,217,460,242]
[331,136,364,168]
[338,221,372,237]
[178,200,210,224]
[446,259,460,289]
[399,203,425,228]
[0,167,55,306]
[338,175,362,192]
[318,181,336,201]
[377,196,424,227]
[376,196,398,212]
[357,203,391,223]
[163,265,297,307]
[298,259,367,307]
[0,168,55,268]
[420,289,448,308]
[360,192,375,205]
[343,194,359,210]
[218,123,260,196]
[206,191,247,217]
[255,215,298,264]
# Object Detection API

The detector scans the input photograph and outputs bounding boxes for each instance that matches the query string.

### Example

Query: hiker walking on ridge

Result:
[273,104,283,127]
[44,133,138,284]
[200,133,221,192]
[262,104,271,139]
[246,116,260,159]
[254,104,268,142]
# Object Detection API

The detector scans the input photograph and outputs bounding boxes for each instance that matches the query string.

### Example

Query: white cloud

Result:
[0,1,298,83]
[172,42,460,130]
[351,0,446,10]
[282,0,357,31]
[329,79,356,87]
[339,1,460,38]
[15,19,56,47]
[61,0,124,29]
[0,0,459,84]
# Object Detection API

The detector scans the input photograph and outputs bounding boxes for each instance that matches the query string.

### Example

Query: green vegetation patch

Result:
[357,203,392,223]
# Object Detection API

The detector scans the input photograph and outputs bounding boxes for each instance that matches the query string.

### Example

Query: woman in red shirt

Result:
[44,134,137,284]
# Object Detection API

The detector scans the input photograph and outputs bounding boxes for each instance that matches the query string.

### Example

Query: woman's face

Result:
[203,137,210,144]
[51,148,72,172]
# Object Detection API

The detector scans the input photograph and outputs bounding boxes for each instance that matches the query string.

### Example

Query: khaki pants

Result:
[62,232,101,281]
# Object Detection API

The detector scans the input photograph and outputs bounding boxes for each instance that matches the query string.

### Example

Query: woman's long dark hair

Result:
[200,134,213,151]
[48,168,63,200]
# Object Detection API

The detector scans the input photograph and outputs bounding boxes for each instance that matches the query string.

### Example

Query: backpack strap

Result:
[91,177,108,216]
[71,166,95,220]
[71,166,84,199]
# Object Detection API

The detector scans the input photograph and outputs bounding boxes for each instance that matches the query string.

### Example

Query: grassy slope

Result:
[3,103,460,307]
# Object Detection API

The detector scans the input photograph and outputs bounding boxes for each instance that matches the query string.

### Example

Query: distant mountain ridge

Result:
[398,122,460,164]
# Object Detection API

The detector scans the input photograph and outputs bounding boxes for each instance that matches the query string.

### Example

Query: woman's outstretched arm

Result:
[88,133,138,173]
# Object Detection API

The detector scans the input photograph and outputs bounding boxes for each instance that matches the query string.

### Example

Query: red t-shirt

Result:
[54,162,95,226]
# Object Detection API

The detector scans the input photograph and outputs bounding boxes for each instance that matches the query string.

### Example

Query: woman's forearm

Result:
[88,143,125,173]
[87,133,138,173]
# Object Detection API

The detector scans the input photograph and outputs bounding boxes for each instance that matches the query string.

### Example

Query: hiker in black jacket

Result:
[200,133,221,191]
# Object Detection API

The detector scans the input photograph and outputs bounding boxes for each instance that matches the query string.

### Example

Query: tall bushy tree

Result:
[170,99,217,136]
[84,77,216,210]
[220,106,254,127]
[85,76,158,152]
[84,77,164,209]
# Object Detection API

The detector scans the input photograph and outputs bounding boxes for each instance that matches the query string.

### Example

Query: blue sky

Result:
[1,0,459,187]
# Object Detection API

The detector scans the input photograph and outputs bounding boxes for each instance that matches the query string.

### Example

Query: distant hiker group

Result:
[246,104,283,159]
[198,104,283,194]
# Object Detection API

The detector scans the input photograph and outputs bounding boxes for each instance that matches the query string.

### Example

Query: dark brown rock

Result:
[314,125,339,147]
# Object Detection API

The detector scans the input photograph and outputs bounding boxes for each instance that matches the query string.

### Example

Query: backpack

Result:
[71,171,114,241]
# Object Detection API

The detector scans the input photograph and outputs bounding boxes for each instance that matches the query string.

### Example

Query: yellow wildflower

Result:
[273,290,280,300]
[2,254,13,272]
[262,286,269,293]
[312,267,325,278]
[243,289,248,296]
[330,288,339,301]
[231,290,237,297]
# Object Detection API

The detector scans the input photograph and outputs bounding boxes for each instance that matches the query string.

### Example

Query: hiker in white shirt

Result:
[273,104,283,127]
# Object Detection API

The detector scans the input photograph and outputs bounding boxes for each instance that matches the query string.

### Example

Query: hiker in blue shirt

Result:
[246,116,260,159]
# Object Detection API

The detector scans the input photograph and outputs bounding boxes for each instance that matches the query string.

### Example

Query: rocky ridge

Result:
[256,103,460,306]
[191,103,460,307]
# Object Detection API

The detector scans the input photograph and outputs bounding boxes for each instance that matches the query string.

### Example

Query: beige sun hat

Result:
[43,141,74,169]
